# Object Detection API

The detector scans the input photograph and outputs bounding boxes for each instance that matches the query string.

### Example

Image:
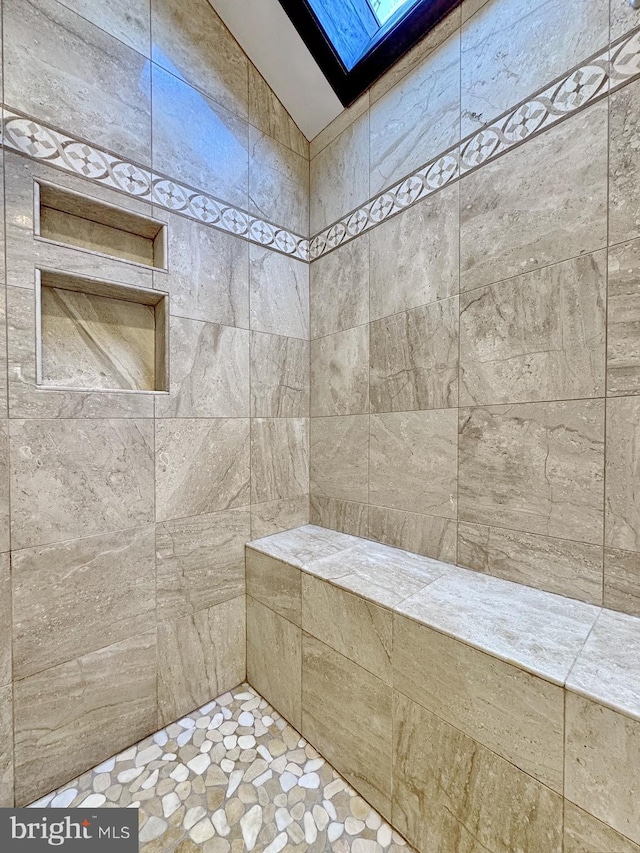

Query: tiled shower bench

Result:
[245,525,640,853]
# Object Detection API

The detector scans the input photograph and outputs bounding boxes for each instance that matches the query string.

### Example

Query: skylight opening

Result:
[370,0,416,25]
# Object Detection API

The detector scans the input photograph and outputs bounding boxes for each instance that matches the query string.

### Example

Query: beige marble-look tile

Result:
[309,495,369,538]
[370,184,459,321]
[605,396,640,551]
[249,247,309,340]
[458,522,604,605]
[566,693,640,845]
[567,609,640,719]
[460,0,608,137]
[158,596,245,725]
[394,613,564,791]
[4,0,151,163]
[250,332,309,418]
[370,410,458,518]
[310,415,369,503]
[369,32,460,196]
[460,0,491,23]
[14,631,157,806]
[310,235,369,339]
[610,77,640,246]
[247,596,301,729]
[248,64,308,159]
[152,65,248,208]
[303,575,392,683]
[250,418,308,504]
[608,238,640,397]
[151,0,248,119]
[249,127,309,235]
[460,252,606,405]
[310,325,369,417]
[0,684,12,807]
[310,113,370,234]
[370,298,459,413]
[155,418,250,522]
[157,212,249,327]
[250,495,309,540]
[10,418,154,549]
[564,801,640,853]
[0,287,7,417]
[460,101,608,292]
[310,91,369,161]
[397,568,599,683]
[156,318,249,418]
[303,634,392,819]
[368,505,457,563]
[0,422,8,555]
[247,523,361,570]
[459,401,605,544]
[611,0,640,40]
[605,547,640,618]
[156,507,249,621]
[13,526,156,680]
[0,554,10,688]
[57,0,150,54]
[246,547,301,626]
[392,691,563,853]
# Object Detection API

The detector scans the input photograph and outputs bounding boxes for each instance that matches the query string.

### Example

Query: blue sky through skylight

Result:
[370,0,413,24]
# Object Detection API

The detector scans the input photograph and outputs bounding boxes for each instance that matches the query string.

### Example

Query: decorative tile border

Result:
[309,26,640,261]
[1,111,310,262]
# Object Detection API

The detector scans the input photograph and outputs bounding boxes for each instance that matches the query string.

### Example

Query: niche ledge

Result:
[36,270,169,393]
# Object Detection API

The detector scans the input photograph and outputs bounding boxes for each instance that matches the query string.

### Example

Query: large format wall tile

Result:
[565,693,640,845]
[610,77,640,246]
[158,596,245,725]
[247,597,301,729]
[151,0,248,119]
[4,0,151,163]
[57,0,150,54]
[608,238,640,397]
[0,684,13,807]
[156,318,250,418]
[392,691,563,853]
[458,522,603,604]
[152,66,249,209]
[302,575,393,683]
[302,634,393,818]
[12,526,156,679]
[369,32,460,195]
[249,128,309,236]
[604,548,640,618]
[393,614,564,791]
[250,418,308,504]
[250,332,309,418]
[0,288,7,416]
[14,631,157,805]
[246,548,301,626]
[248,64,308,159]
[156,507,249,621]
[310,495,369,538]
[249,248,309,340]
[460,0,608,136]
[310,326,369,416]
[310,113,370,234]
[605,396,640,551]
[564,801,640,853]
[459,252,606,405]
[0,422,8,554]
[310,416,369,503]
[250,495,309,540]
[370,410,458,518]
[368,505,457,563]
[10,418,154,549]
[310,237,369,339]
[157,213,249,328]
[155,418,250,522]
[370,298,459,413]
[460,101,608,292]
[369,185,459,321]
[459,401,605,544]
[0,555,10,688]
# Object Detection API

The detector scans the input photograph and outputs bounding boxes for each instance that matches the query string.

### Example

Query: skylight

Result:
[370,0,416,25]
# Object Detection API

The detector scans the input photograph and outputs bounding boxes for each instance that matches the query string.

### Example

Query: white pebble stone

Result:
[345,817,365,835]
[366,812,382,830]
[196,716,210,729]
[220,758,235,773]
[153,730,169,747]
[262,716,274,727]
[234,691,254,701]
[93,773,111,793]
[177,730,193,747]
[299,772,320,788]
[117,767,143,784]
[199,700,217,715]
[162,753,177,761]
[51,789,78,808]
[238,711,254,727]
[117,746,137,762]
[220,721,238,736]
[257,745,272,763]
[240,804,263,851]
[80,794,106,808]
[304,758,324,773]
[190,818,215,844]
[209,713,224,729]
[142,769,159,790]
[238,735,256,749]
[323,799,337,820]
[187,754,211,776]
[223,735,238,750]
[279,771,298,792]
[377,824,392,847]
[136,745,162,766]
[96,758,116,773]
[221,707,232,720]
[313,805,329,831]
[304,811,318,844]
[227,770,243,797]
[352,841,383,853]
[139,817,166,843]
[252,769,273,787]
[30,794,55,808]
[263,831,288,853]
[184,806,207,830]
[162,792,181,818]
[328,822,344,842]
[324,778,347,799]
[200,740,213,753]
[170,765,189,783]
[212,810,230,837]
[128,801,141,809]
[254,720,268,737]
[275,808,292,831]
[285,763,302,777]
[178,716,196,729]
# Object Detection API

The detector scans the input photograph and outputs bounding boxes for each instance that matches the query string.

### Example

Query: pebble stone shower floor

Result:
[30,684,412,853]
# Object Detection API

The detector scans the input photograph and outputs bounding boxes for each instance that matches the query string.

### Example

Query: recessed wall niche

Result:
[36,270,169,393]
[35,181,167,269]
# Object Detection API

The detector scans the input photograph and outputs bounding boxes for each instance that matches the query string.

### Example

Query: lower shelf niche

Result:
[37,270,168,393]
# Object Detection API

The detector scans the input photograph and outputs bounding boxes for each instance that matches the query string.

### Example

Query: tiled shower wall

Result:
[0,0,310,806]
[309,0,640,613]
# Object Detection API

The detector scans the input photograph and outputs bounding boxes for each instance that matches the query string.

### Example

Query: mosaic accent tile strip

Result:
[309,25,640,260]
[1,111,310,262]
[30,684,410,853]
